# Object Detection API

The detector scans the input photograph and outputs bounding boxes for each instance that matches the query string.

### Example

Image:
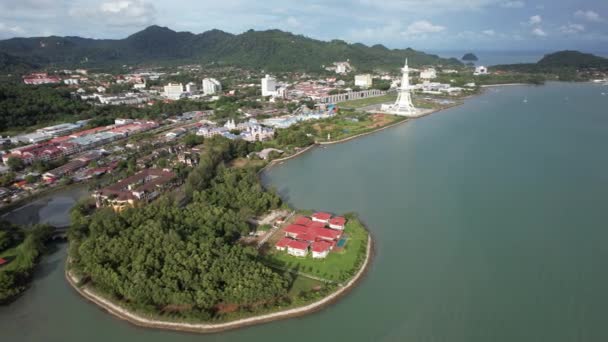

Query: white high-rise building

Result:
[163,83,184,100]
[202,78,222,95]
[354,74,373,89]
[185,82,198,94]
[381,59,418,117]
[261,75,277,97]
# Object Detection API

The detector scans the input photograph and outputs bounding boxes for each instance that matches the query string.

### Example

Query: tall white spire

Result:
[380,58,417,116]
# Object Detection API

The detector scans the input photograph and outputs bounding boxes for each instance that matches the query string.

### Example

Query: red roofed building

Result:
[0,258,7,266]
[284,224,342,242]
[287,240,309,257]
[328,216,347,230]
[312,212,332,223]
[312,240,333,259]
[308,226,342,241]
[284,224,308,239]
[294,216,312,226]
[308,221,327,229]
[275,237,291,251]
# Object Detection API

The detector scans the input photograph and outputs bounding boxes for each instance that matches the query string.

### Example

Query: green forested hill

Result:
[0,26,461,72]
[492,51,608,73]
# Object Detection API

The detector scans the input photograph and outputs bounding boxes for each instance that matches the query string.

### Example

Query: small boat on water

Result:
[523,98,528,103]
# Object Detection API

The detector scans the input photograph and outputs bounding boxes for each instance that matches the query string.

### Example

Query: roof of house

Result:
[287,240,309,251]
[308,226,341,240]
[312,212,332,220]
[276,237,291,248]
[294,216,312,226]
[312,240,333,253]
[284,224,308,235]
[308,221,327,229]
[329,216,346,226]
[0,258,7,265]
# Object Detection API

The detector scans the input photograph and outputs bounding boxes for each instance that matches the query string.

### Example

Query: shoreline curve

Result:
[65,234,373,334]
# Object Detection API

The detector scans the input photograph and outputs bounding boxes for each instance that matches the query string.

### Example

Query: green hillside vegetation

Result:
[0,26,462,72]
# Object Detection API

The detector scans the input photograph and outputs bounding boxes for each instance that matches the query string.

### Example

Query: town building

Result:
[354,74,373,89]
[93,169,177,211]
[419,68,437,80]
[185,82,198,94]
[261,75,278,97]
[163,83,185,100]
[23,73,61,85]
[202,78,222,95]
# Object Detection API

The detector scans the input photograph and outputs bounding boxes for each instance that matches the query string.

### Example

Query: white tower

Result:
[381,59,417,116]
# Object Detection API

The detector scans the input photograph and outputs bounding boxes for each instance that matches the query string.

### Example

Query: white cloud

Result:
[500,1,524,8]
[482,29,496,35]
[559,23,585,34]
[285,16,301,28]
[358,0,502,13]
[0,23,25,38]
[528,15,542,25]
[70,0,156,27]
[402,20,445,36]
[574,10,603,23]
[531,27,546,37]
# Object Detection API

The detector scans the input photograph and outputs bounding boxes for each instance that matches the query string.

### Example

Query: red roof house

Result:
[312,212,332,223]
[308,221,327,229]
[0,258,7,266]
[328,216,347,230]
[275,237,291,251]
[284,224,308,238]
[294,216,312,226]
[287,240,309,257]
[311,241,333,259]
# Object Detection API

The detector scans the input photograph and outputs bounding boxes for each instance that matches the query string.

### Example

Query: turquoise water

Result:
[2,82,608,341]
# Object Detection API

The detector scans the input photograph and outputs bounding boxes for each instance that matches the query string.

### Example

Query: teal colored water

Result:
[2,82,608,341]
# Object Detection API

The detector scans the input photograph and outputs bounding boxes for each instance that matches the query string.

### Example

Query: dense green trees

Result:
[0,84,89,132]
[69,137,288,318]
[0,223,54,304]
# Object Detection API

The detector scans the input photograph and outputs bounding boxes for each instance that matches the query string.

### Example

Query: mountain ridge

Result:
[0,26,462,72]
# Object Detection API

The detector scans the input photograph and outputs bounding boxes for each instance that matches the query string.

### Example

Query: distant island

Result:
[462,53,478,61]
[492,50,608,81]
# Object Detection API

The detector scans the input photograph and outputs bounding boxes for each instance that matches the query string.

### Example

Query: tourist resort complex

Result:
[275,212,347,259]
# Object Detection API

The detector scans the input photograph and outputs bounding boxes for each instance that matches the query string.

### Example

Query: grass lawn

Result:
[264,217,368,282]
[308,113,405,142]
[338,94,397,108]
[287,275,323,297]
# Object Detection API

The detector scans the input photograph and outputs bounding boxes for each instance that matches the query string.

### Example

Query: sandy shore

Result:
[66,235,372,334]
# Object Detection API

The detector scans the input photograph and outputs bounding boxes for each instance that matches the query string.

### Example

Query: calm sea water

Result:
[2,82,608,341]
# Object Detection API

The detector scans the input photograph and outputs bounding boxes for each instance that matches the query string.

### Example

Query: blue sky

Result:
[0,0,606,51]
